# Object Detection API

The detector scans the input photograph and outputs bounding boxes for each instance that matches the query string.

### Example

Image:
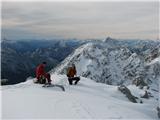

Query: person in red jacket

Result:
[35,62,51,84]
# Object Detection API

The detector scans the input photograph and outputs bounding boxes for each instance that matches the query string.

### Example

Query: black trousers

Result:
[68,77,80,85]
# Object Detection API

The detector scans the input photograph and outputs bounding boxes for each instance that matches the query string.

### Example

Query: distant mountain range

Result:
[2,37,160,87]
[1,39,86,84]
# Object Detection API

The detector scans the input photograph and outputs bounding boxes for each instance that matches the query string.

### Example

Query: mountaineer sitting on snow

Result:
[67,64,80,85]
[34,62,52,85]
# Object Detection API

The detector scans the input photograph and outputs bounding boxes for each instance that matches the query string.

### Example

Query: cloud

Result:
[2,1,159,40]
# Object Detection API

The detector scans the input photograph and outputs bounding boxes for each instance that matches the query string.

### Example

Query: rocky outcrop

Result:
[118,85,138,103]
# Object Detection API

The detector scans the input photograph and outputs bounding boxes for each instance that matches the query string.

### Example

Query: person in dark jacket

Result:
[67,64,80,85]
[35,62,51,84]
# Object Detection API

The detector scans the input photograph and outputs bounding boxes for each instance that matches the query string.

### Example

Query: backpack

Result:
[66,67,71,77]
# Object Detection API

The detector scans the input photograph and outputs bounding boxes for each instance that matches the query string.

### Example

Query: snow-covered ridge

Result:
[53,38,160,88]
[1,74,158,119]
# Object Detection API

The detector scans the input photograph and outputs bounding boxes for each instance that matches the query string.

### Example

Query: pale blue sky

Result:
[2,2,159,40]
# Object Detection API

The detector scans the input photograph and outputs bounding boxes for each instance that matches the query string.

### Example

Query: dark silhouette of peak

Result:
[103,37,117,42]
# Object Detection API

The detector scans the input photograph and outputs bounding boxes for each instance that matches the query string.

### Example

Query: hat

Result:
[42,61,47,64]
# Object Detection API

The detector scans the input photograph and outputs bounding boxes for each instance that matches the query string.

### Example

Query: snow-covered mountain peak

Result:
[103,36,116,42]
[54,41,141,85]
[53,39,160,88]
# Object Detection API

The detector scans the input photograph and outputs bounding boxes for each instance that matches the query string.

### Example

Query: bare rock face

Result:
[118,85,137,103]
[145,47,160,62]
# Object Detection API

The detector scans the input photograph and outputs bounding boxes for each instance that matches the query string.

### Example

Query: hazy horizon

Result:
[2,2,159,40]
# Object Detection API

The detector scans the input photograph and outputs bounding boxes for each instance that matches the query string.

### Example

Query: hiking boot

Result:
[34,80,39,84]
[48,82,52,85]
[74,79,80,85]
[74,81,78,85]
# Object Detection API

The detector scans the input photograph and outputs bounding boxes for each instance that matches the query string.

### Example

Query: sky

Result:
[2,1,159,40]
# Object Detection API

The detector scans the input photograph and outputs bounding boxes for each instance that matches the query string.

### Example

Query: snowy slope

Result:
[1,74,158,119]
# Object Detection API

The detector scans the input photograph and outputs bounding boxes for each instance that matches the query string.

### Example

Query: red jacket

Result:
[36,64,46,78]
